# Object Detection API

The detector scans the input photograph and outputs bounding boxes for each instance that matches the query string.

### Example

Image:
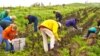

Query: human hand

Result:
[57,38,61,42]
[8,39,12,43]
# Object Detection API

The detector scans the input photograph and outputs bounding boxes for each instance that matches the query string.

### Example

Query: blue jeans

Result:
[3,39,14,51]
[3,39,11,51]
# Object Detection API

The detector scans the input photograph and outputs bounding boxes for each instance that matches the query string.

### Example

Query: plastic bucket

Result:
[12,38,25,51]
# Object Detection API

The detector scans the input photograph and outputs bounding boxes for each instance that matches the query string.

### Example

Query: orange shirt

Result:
[2,26,17,40]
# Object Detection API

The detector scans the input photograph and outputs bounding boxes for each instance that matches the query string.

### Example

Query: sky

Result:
[0,0,100,7]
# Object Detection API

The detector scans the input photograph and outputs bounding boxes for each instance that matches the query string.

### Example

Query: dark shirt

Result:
[28,15,38,24]
[27,15,38,32]
[97,20,100,26]
[55,12,62,22]
[0,20,11,30]
[55,12,62,18]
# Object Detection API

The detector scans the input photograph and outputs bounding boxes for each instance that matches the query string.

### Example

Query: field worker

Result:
[0,9,10,20]
[0,15,16,30]
[25,15,38,32]
[39,19,61,52]
[97,19,100,28]
[2,23,17,52]
[0,26,3,46]
[2,15,16,23]
[53,11,62,22]
[96,19,100,36]
[85,27,97,38]
[66,18,79,30]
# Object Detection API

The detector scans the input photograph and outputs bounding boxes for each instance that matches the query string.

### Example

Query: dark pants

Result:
[73,25,78,29]
[70,22,78,29]
[10,43,14,51]
[57,17,62,22]
[34,20,38,32]
[86,30,95,38]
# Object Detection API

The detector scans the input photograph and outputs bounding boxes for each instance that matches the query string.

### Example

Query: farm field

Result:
[0,3,100,56]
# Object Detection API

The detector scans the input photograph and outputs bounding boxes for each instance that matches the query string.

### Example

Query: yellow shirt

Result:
[39,19,60,40]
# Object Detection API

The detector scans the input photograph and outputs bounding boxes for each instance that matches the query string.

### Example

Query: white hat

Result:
[6,9,10,12]
[10,15,16,20]
[58,22,61,27]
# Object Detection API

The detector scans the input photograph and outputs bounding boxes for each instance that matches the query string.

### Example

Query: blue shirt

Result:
[66,18,76,27]
[2,16,12,23]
